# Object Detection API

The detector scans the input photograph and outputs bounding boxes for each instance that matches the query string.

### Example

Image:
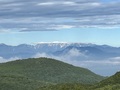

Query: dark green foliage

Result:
[1,57,115,90]
[92,72,120,90]
[0,58,103,84]
[93,84,120,90]
[37,71,120,90]
[0,74,48,90]
[37,83,91,90]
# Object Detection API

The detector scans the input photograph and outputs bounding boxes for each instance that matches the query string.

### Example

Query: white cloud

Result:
[84,60,120,65]
[33,53,50,58]
[110,57,120,60]
[0,56,20,63]
[47,25,75,30]
[2,3,23,7]
[0,29,11,33]
[37,1,77,6]
[0,0,120,32]
[0,0,14,2]
[68,48,86,57]
[62,1,77,6]
[37,2,55,6]
[90,2,101,6]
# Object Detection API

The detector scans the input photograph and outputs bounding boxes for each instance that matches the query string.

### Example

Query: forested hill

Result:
[38,72,120,90]
[92,71,120,90]
[0,58,104,90]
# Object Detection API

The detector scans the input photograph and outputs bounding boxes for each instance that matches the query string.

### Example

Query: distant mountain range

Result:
[0,43,120,59]
[0,43,120,76]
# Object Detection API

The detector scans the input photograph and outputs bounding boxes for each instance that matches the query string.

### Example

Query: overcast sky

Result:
[0,0,120,46]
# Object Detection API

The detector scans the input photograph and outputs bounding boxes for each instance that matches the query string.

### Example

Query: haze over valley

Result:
[0,42,120,76]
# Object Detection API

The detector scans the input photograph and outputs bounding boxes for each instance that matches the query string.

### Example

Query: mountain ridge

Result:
[0,58,104,90]
[0,43,120,76]
[0,43,118,59]
[0,58,104,84]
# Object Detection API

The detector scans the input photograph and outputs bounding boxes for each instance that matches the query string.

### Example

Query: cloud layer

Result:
[0,0,120,32]
[1,50,120,76]
[32,51,120,76]
[0,56,20,63]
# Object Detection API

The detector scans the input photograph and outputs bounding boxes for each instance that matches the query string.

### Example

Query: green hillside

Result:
[92,72,120,90]
[0,58,104,90]
[1,57,119,90]
[37,83,91,90]
[38,72,120,90]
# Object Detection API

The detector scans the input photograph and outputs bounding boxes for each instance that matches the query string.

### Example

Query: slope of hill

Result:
[37,72,120,90]
[37,83,91,90]
[92,72,120,90]
[0,75,49,90]
[0,58,104,90]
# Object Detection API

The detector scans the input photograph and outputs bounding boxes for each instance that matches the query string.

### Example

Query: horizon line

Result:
[0,42,118,47]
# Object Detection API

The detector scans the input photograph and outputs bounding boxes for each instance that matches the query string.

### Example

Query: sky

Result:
[0,0,120,46]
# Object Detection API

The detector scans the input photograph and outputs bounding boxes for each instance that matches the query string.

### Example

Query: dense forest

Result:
[0,58,119,90]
